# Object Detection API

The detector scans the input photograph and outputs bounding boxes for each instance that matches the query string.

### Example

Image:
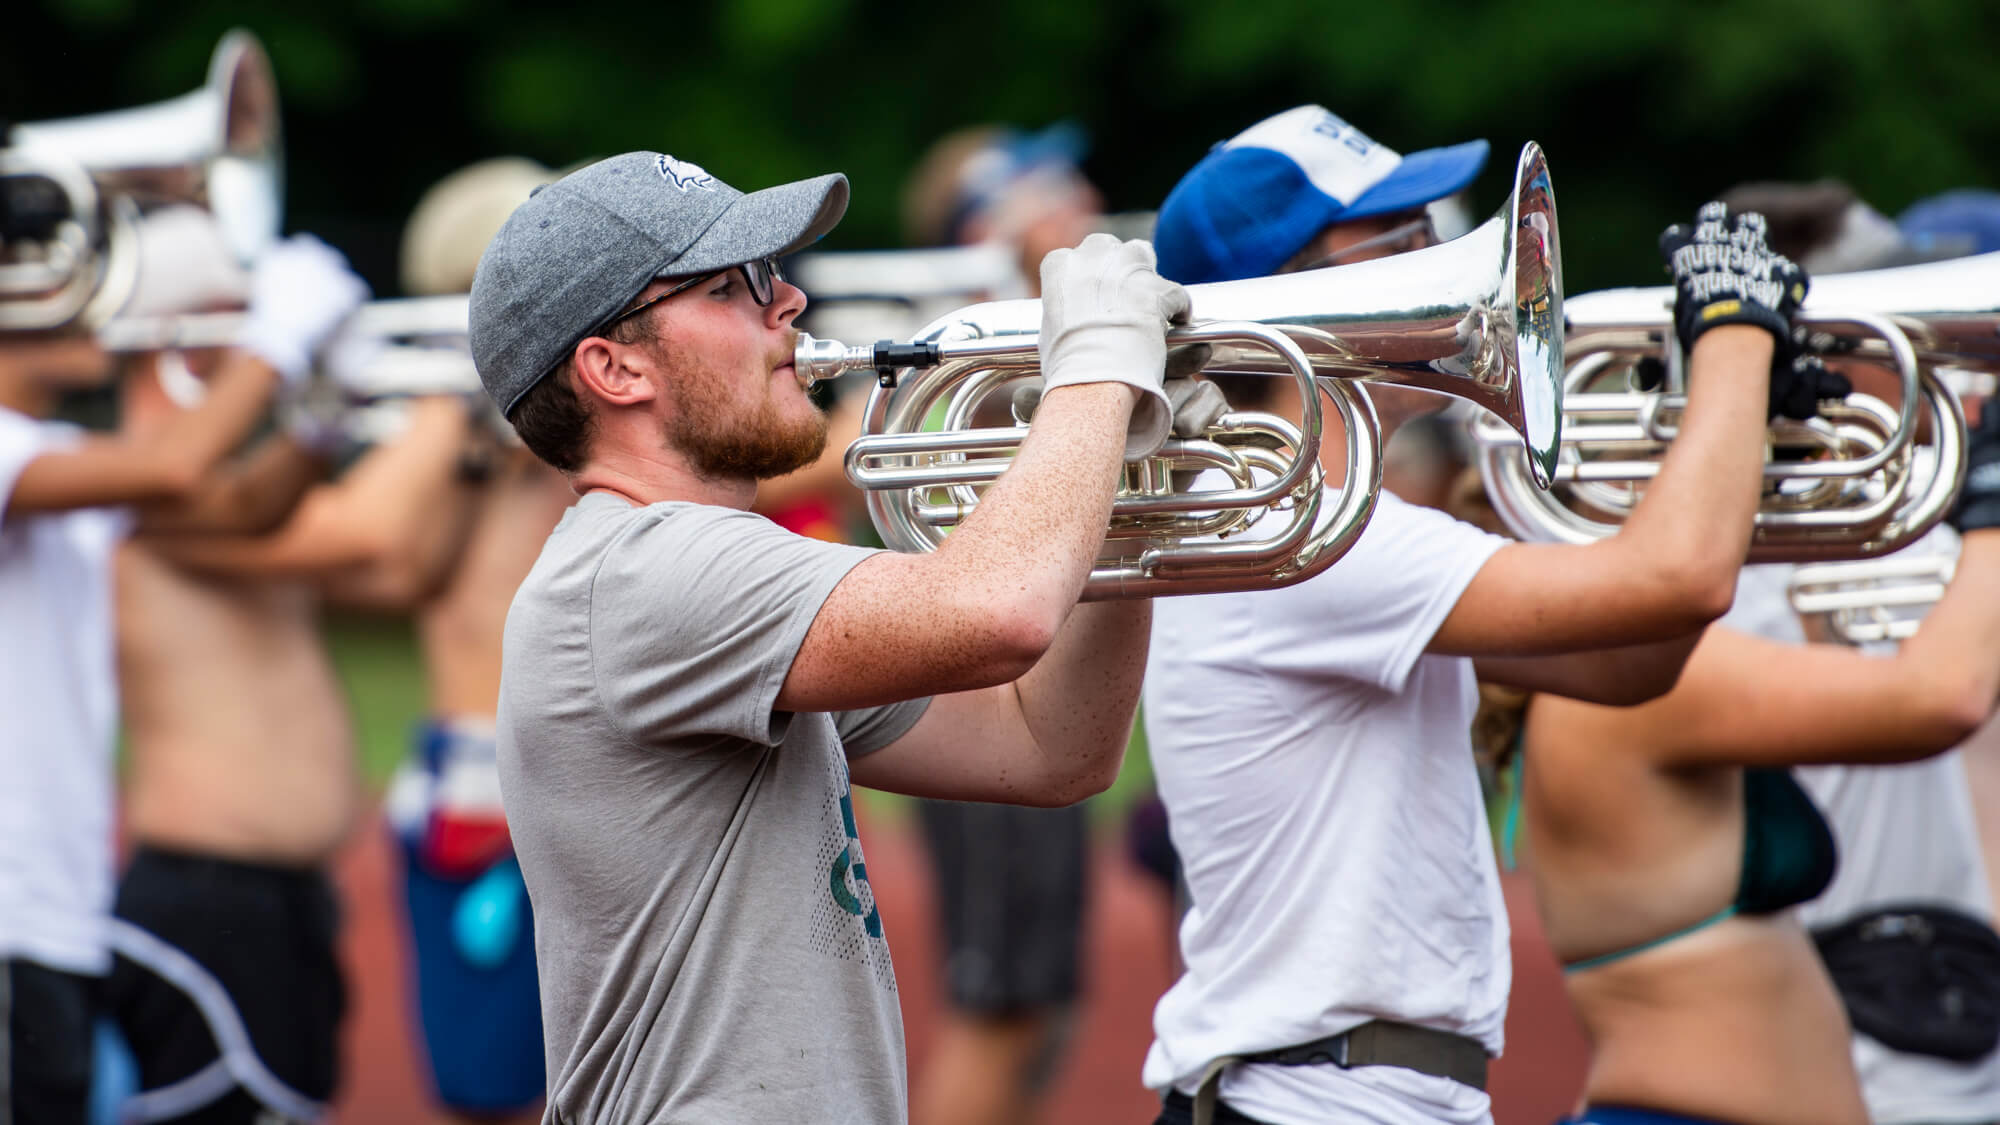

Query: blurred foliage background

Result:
[9,0,2000,298]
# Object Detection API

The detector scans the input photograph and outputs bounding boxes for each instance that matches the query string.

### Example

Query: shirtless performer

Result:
[102,250,489,1120]
[110,160,563,1125]
[381,157,575,1124]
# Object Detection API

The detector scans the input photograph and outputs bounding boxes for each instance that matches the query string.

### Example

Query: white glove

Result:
[1166,376,1228,438]
[1011,345,1227,439]
[235,234,370,385]
[122,206,249,318]
[319,331,390,398]
[1037,233,1190,459]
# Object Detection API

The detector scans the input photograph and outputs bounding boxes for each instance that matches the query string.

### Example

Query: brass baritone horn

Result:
[0,30,282,332]
[1474,250,1997,562]
[794,142,1564,599]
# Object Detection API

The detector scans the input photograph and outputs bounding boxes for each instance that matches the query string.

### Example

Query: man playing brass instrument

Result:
[467,151,1182,1122]
[386,156,574,1125]
[1138,106,1836,1125]
[99,216,429,1125]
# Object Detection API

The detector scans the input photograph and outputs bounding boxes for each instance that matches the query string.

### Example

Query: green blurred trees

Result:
[8,0,1997,292]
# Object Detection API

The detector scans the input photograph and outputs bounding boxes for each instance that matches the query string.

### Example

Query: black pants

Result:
[917,798,1088,1013]
[2,957,95,1124]
[1154,1089,1273,1125]
[104,847,346,1123]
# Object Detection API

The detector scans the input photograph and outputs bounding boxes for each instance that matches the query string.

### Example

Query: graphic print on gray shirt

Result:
[499,493,929,1124]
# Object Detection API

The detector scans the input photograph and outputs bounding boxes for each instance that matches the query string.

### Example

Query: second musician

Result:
[1141,108,1826,1125]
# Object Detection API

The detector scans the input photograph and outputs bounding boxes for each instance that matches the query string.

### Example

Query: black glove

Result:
[1659,202,1809,354]
[1632,355,1668,392]
[1661,203,1840,419]
[1951,397,2000,533]
[1769,354,1852,422]
[1630,346,1847,421]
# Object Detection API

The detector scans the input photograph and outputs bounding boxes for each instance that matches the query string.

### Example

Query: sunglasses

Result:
[599,256,785,332]
[1297,215,1438,271]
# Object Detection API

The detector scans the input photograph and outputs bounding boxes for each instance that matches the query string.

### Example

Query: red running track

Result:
[330,810,1588,1123]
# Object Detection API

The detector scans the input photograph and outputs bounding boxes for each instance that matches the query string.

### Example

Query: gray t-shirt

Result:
[499,492,929,1124]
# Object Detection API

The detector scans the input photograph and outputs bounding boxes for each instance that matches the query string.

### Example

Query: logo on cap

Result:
[656,155,716,193]
[1308,111,1380,160]
[1223,105,1404,209]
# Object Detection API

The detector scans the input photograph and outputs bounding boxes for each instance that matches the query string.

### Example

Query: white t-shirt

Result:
[1143,491,1509,1125]
[1724,548,2000,1124]
[0,407,128,974]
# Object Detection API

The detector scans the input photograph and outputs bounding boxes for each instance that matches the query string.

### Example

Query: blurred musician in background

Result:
[1899,189,2000,260]
[377,156,575,1125]
[891,123,1108,1125]
[1709,180,2000,1125]
[901,122,1101,297]
[0,176,320,1123]
[1140,107,1823,1125]
[1502,393,2000,1125]
[99,220,493,1123]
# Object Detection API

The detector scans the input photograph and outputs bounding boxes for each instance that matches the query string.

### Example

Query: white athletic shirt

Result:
[1143,490,1509,1125]
[0,407,128,975]
[1724,545,2000,1123]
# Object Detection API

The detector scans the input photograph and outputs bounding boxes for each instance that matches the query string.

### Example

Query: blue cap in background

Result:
[1899,190,2000,259]
[1153,105,1487,285]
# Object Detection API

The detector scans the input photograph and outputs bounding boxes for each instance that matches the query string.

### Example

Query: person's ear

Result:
[569,335,659,408]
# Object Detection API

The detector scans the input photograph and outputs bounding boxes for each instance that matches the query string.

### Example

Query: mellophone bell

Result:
[1,29,489,435]
[1,30,282,334]
[0,32,504,450]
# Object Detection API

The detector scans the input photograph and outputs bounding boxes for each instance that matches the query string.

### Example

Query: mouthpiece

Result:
[794,333,942,388]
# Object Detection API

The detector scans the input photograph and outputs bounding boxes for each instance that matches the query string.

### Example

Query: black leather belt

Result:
[1191,1019,1490,1125]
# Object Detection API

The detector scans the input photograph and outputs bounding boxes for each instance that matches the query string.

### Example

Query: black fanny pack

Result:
[1811,902,2000,1062]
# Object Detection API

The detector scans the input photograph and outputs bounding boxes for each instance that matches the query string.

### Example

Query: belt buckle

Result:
[1288,1031,1351,1068]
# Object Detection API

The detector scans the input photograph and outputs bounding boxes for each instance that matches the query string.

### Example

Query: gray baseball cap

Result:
[468,151,849,414]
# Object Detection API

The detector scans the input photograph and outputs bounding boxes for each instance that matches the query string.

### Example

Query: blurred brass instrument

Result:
[102,295,488,451]
[790,212,1157,345]
[99,295,480,398]
[1474,250,1999,562]
[794,143,1564,599]
[1787,551,1955,645]
[0,30,282,332]
[793,242,1026,346]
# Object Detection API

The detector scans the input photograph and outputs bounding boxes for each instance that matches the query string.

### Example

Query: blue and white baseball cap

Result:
[1153,105,1489,285]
